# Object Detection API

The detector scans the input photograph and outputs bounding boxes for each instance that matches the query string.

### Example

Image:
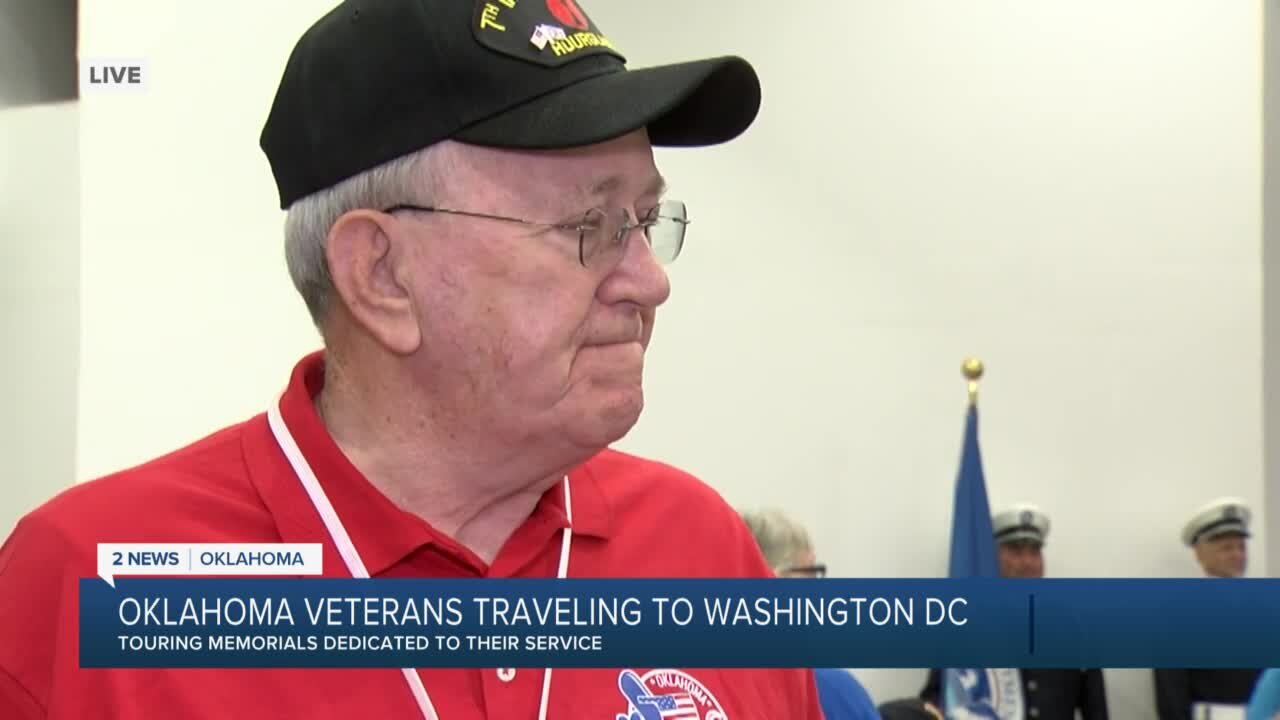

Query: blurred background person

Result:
[740,508,881,720]
[1185,497,1250,579]
[1154,498,1262,720]
[1246,668,1280,720]
[920,504,1109,720]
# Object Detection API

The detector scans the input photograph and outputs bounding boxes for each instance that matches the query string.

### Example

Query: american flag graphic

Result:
[640,692,701,720]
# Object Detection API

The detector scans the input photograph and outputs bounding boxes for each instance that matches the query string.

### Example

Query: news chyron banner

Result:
[84,543,1280,669]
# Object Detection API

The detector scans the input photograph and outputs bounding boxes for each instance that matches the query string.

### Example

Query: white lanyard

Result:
[267,399,573,720]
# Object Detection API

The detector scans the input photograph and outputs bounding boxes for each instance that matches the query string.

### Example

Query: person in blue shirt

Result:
[740,508,882,720]
[814,668,883,720]
[1247,668,1280,720]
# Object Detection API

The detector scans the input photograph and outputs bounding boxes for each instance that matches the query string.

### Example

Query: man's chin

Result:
[569,390,644,448]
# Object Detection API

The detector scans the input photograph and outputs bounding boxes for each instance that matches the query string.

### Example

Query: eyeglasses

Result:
[381,200,690,267]
[779,564,828,579]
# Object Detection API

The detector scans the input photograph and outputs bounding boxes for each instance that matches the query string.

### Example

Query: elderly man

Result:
[740,508,883,719]
[1154,497,1263,720]
[921,504,1109,720]
[0,1,823,718]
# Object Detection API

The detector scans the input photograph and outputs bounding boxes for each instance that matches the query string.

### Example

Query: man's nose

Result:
[602,226,672,308]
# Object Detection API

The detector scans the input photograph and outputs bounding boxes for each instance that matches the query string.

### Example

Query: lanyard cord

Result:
[268,400,572,720]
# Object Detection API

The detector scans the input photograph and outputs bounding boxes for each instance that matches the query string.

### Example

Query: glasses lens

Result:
[648,200,687,264]
[578,208,608,265]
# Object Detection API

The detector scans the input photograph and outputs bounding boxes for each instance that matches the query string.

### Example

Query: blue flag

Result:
[942,404,1025,718]
[948,405,998,579]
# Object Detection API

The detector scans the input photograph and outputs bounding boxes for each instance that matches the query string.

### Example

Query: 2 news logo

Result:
[80,59,149,93]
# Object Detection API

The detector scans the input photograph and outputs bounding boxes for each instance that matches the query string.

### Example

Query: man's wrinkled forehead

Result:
[454,133,667,207]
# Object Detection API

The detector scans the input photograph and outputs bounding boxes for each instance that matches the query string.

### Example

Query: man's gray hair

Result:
[283,142,455,329]
[739,508,813,570]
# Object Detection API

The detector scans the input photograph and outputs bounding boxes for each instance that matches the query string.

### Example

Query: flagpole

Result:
[962,357,984,406]
[948,355,1023,718]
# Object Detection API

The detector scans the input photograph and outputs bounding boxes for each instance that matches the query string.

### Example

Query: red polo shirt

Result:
[0,353,823,719]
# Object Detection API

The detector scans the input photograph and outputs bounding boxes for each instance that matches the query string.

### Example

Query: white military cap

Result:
[1181,497,1251,547]
[992,504,1050,546]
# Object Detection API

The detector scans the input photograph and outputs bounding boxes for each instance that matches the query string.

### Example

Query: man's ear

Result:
[324,210,422,355]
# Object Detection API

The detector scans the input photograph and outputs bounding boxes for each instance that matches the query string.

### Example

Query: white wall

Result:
[76,1,325,479]
[0,101,80,537]
[72,1,1265,716]
[588,2,1264,712]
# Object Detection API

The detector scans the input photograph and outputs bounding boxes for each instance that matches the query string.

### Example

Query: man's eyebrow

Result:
[583,174,668,199]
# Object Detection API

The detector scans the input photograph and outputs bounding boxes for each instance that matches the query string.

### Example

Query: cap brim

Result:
[997,531,1044,546]
[1201,528,1250,542]
[453,56,760,150]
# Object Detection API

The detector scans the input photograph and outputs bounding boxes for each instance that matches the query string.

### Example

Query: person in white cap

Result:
[1153,497,1262,720]
[921,504,1109,720]
[1182,496,1251,579]
[991,503,1052,578]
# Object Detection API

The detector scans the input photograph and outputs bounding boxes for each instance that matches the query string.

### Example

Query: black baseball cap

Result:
[260,0,762,209]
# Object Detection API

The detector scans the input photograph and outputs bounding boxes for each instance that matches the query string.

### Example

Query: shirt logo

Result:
[615,669,727,720]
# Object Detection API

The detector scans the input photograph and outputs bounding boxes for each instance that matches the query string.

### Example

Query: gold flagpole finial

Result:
[962,357,984,405]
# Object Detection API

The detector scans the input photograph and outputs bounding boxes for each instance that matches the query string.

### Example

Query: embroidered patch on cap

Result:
[473,0,626,67]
